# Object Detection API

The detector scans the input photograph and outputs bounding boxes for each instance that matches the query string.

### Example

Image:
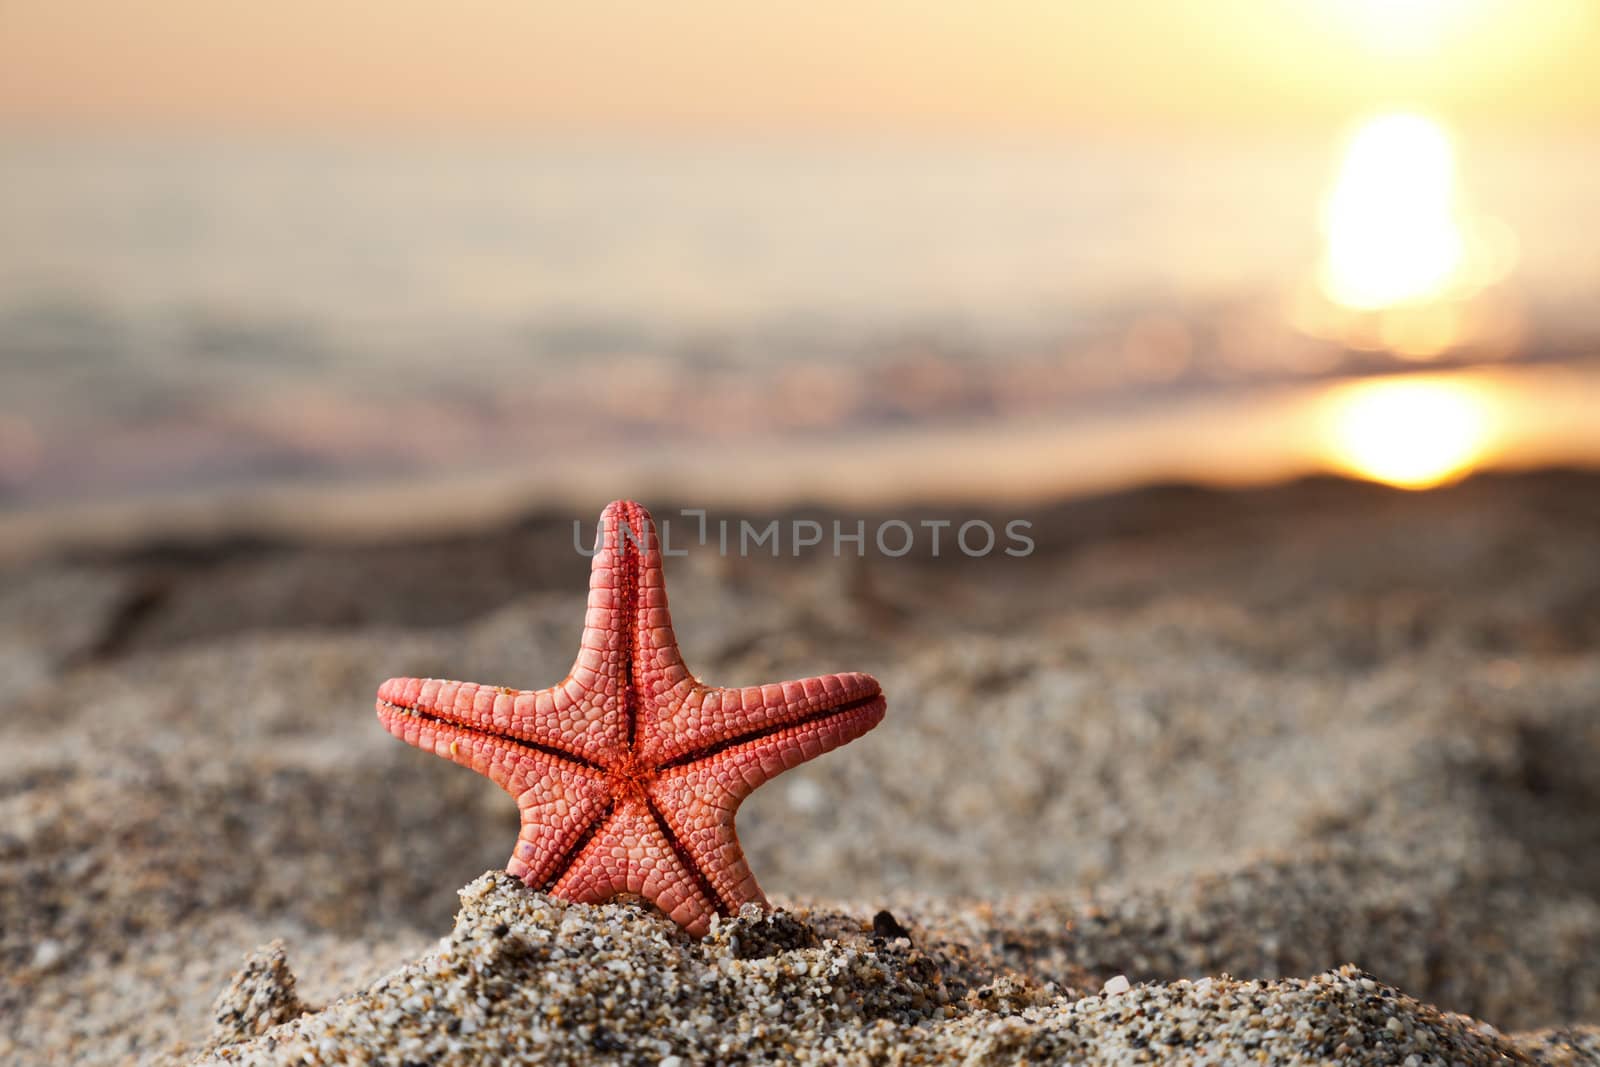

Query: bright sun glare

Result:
[1321,376,1494,489]
[1298,110,1520,357]
[1320,113,1467,311]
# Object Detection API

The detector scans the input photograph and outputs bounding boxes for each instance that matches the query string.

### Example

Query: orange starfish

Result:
[377,500,886,936]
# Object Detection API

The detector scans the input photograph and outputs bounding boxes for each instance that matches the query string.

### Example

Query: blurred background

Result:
[3,0,1599,545]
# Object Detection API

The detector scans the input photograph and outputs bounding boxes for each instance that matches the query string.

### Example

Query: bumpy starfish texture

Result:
[377,500,886,936]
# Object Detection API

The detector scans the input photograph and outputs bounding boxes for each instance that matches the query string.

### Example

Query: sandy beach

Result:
[4,473,1600,1064]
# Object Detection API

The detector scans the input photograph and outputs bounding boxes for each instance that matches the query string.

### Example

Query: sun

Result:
[1319,113,1468,311]
[1320,376,1494,489]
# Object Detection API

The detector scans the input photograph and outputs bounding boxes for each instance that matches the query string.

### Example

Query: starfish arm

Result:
[639,671,882,767]
[375,697,613,886]
[377,676,628,770]
[583,502,694,745]
[647,691,885,909]
[508,796,615,891]
[549,800,723,937]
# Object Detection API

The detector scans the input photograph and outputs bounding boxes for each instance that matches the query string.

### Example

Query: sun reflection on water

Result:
[1319,375,1495,489]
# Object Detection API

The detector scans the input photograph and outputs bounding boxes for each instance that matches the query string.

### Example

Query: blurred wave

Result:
[2,134,1598,510]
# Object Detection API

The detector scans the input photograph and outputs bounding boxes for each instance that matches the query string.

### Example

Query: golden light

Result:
[1323,0,1495,53]
[1319,113,1468,311]
[1307,0,1591,63]
[1320,376,1495,489]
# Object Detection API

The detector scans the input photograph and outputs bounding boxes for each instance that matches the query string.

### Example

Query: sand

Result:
[4,473,1600,1064]
[197,874,1591,1065]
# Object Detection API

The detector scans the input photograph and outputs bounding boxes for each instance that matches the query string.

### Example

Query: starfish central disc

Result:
[608,755,655,798]
[376,499,886,935]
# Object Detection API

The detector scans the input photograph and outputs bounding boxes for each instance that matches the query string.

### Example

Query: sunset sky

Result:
[2,1,1596,135]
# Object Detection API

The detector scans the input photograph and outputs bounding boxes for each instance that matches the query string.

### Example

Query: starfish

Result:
[377,500,886,936]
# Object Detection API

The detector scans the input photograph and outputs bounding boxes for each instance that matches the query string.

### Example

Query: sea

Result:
[2,131,1598,533]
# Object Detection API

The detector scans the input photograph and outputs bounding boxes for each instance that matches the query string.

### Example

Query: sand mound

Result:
[202,873,1597,1065]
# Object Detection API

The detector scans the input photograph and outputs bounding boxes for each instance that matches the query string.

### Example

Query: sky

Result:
[1,1,1596,136]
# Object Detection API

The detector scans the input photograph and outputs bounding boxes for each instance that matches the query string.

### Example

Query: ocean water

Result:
[2,133,1597,512]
